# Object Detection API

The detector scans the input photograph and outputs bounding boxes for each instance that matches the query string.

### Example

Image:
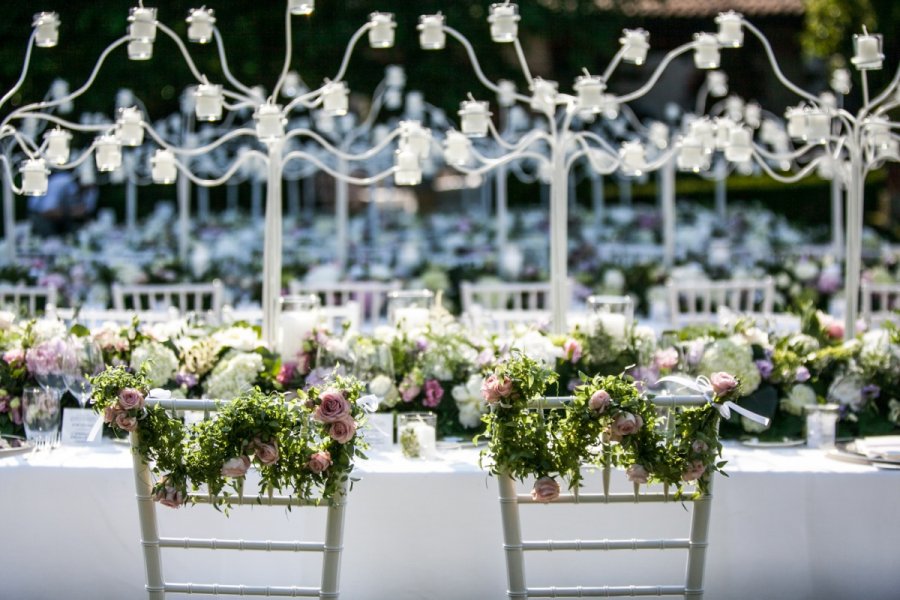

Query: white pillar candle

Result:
[804,110,830,143]
[94,135,122,172]
[677,136,707,172]
[127,39,153,60]
[186,8,215,44]
[368,12,396,49]
[459,99,491,137]
[785,107,807,140]
[418,14,445,50]
[714,117,734,150]
[255,103,285,141]
[195,83,223,121]
[116,107,144,146]
[619,142,646,176]
[322,81,349,116]
[279,311,318,360]
[488,3,519,43]
[715,11,744,48]
[590,312,627,340]
[620,28,649,65]
[689,118,716,151]
[394,307,429,330]
[151,149,177,184]
[20,159,49,196]
[693,33,720,69]
[400,121,431,159]
[32,12,60,48]
[44,128,71,165]
[725,127,752,163]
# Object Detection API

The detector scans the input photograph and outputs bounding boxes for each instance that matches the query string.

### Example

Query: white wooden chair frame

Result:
[460,281,554,313]
[666,277,775,328]
[222,302,361,333]
[288,280,401,326]
[498,394,714,599]
[860,280,900,327]
[132,398,349,599]
[0,283,58,315]
[112,280,225,318]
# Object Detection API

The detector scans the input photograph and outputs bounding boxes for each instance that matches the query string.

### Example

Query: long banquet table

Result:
[2,441,899,600]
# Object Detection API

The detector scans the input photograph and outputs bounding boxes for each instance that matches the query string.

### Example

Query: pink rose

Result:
[563,339,582,363]
[496,376,513,398]
[221,455,251,477]
[531,476,560,503]
[308,451,333,474]
[653,348,679,371]
[400,375,421,403]
[115,412,138,432]
[611,412,643,436]
[253,439,279,466]
[103,405,122,424]
[314,388,350,423]
[682,460,706,482]
[710,372,738,396]
[824,321,844,340]
[482,374,514,405]
[329,415,357,444]
[276,362,297,385]
[589,389,611,414]
[691,439,709,454]
[3,348,24,365]
[626,464,649,484]
[155,482,184,509]
[117,387,145,410]
[423,379,444,408]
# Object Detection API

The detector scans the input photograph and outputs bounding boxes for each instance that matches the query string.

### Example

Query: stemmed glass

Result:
[62,336,104,409]
[353,341,395,408]
[31,338,68,402]
[22,387,61,450]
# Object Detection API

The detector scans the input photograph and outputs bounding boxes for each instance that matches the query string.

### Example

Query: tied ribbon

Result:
[149,389,172,400]
[359,394,380,413]
[656,375,771,427]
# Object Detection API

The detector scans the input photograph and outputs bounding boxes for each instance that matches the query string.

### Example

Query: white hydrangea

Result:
[786,333,820,356]
[212,326,262,351]
[0,310,16,330]
[698,338,761,396]
[741,415,770,434]
[32,318,67,343]
[452,374,486,429]
[780,384,817,416]
[130,341,179,387]
[143,319,188,343]
[369,374,399,409]
[204,351,264,400]
[827,374,866,412]
[858,330,900,373]
[510,330,562,368]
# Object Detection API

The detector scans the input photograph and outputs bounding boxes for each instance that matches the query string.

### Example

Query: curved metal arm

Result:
[601,46,628,82]
[752,140,822,162]
[6,112,110,135]
[742,20,820,106]
[443,26,533,105]
[752,148,824,183]
[175,148,268,187]
[453,151,550,177]
[271,3,295,101]
[282,149,397,185]
[0,31,37,112]
[142,124,257,156]
[616,42,695,104]
[157,22,206,84]
[0,155,23,195]
[487,119,553,151]
[513,38,534,88]
[284,126,402,162]
[212,28,257,100]
[331,23,374,84]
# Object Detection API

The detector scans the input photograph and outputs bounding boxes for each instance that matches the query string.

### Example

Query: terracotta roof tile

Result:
[595,0,805,18]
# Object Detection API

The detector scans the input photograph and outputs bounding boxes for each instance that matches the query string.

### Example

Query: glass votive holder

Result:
[279,294,321,361]
[397,412,436,459]
[805,403,839,449]
[387,290,434,329]
[587,295,633,340]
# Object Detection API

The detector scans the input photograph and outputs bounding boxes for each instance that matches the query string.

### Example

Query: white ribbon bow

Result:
[148,389,172,400]
[656,375,771,427]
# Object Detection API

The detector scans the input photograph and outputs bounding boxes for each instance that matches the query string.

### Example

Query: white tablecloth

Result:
[2,442,899,600]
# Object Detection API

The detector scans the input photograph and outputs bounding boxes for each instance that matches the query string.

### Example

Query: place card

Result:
[364,412,395,451]
[61,408,103,445]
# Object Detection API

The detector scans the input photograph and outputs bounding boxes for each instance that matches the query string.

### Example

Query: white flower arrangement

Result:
[698,338,761,396]
[780,384,818,416]
[31,318,67,343]
[451,374,486,429]
[212,326,262,352]
[130,341,179,387]
[204,351,265,400]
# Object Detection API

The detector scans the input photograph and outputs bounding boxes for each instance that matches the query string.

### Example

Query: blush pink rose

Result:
[308,451,333,474]
[589,389,611,414]
[710,372,738,396]
[329,415,357,444]
[563,339,582,363]
[253,439,279,466]
[3,348,24,365]
[117,387,145,410]
[653,348,679,371]
[314,389,350,423]
[221,455,251,477]
[481,374,513,405]
[626,464,649,484]
[423,379,444,408]
[682,460,707,482]
[104,405,122,424]
[531,476,560,503]
[115,412,138,432]
[611,412,643,436]
[825,321,844,339]
[155,482,184,509]
[400,377,421,403]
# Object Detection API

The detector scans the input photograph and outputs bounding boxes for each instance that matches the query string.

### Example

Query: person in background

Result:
[27,170,98,237]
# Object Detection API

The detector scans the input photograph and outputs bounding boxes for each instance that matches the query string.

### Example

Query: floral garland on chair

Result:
[479,352,734,502]
[91,366,367,510]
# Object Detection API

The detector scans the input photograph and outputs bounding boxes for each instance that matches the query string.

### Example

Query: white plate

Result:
[0,436,32,457]
[741,438,805,448]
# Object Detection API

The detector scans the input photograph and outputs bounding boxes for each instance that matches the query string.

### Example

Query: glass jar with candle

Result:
[397,412,437,459]
[279,294,321,361]
[805,404,839,449]
[388,290,434,330]
[587,295,633,341]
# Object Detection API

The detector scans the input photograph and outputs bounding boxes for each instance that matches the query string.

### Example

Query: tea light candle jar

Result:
[322,81,349,116]
[254,103,285,142]
[195,83,223,121]
[443,131,472,166]
[785,106,807,140]
[186,8,215,44]
[459,98,491,137]
[388,290,433,329]
[488,3,519,43]
[865,116,892,148]
[151,149,177,184]
[620,28,649,65]
[368,12,396,49]
[587,295,633,340]
[804,403,839,449]
[394,147,422,186]
[44,128,71,165]
[693,33,720,69]
[725,126,753,163]
[32,12,60,48]
[116,107,144,146]
[127,39,153,60]
[20,159,49,196]
[418,14,445,50]
[400,120,431,159]
[852,32,883,70]
[94,135,122,172]
[128,6,157,42]
[677,135,708,172]
[715,11,744,48]
[289,0,315,16]
[279,294,321,360]
[714,117,734,150]
[398,412,437,459]
[574,74,605,114]
[619,141,646,176]
[529,78,558,114]
[804,109,831,144]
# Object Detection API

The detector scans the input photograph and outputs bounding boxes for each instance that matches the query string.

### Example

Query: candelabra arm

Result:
[616,41,694,104]
[143,125,257,156]
[342,80,388,151]
[866,62,900,111]
[0,155,23,195]
[443,26,533,105]
[752,149,825,183]
[331,23,374,85]
[271,3,295,101]
[174,149,268,187]
[6,112,110,136]
[453,151,551,177]
[487,119,552,151]
[752,140,822,162]
[282,149,397,186]
[0,31,37,112]
[212,28,257,100]
[576,130,620,155]
[512,38,534,88]
[156,22,206,84]
[284,126,402,161]
[619,103,649,135]
[12,132,39,159]
[742,20,820,106]
[601,46,627,82]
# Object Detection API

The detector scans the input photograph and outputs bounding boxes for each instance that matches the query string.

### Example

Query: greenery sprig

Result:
[90,366,367,510]
[480,353,728,500]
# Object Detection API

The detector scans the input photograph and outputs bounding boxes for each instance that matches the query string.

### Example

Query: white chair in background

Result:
[597,242,667,266]
[112,280,225,320]
[497,393,716,599]
[132,397,350,599]
[861,281,900,327]
[460,281,554,313]
[666,277,775,328]
[0,283,58,315]
[288,280,401,327]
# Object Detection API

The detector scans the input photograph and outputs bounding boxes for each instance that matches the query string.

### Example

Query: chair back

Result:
[460,281,553,313]
[288,280,401,327]
[0,283,58,315]
[498,393,715,599]
[666,277,774,327]
[861,281,900,327]
[132,397,349,599]
[112,281,224,319]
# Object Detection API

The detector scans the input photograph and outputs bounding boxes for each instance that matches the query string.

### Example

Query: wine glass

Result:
[62,337,104,409]
[31,339,68,401]
[313,339,352,383]
[22,387,61,450]
[353,341,395,408]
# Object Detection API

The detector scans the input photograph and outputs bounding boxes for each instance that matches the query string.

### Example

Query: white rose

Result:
[369,374,394,398]
[780,384,817,416]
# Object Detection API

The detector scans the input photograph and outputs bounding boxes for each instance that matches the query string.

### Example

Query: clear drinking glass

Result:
[62,337,104,408]
[22,387,61,449]
[387,290,433,329]
[397,412,436,459]
[805,404,840,449]
[586,295,633,339]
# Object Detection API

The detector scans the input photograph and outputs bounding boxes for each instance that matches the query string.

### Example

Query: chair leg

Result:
[499,474,527,599]
[684,481,714,600]
[131,432,165,600]
[320,478,349,600]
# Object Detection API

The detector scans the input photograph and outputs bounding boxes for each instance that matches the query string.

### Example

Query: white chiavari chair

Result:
[460,281,554,313]
[288,280,401,327]
[220,302,360,334]
[861,281,900,327]
[0,283,58,315]
[132,397,350,600]
[497,393,715,600]
[666,277,775,328]
[112,280,225,320]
